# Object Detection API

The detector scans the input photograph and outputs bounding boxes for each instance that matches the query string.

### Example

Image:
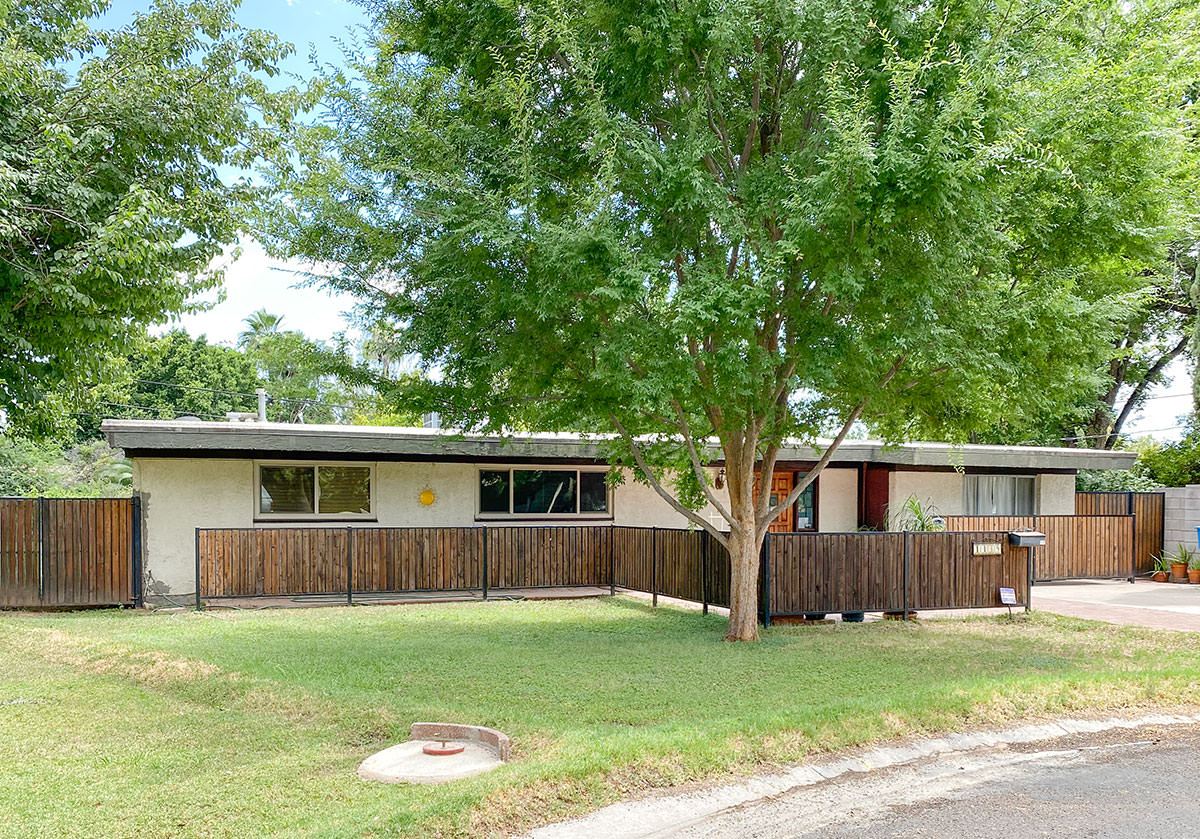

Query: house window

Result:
[477,468,610,517]
[963,475,1035,516]
[794,474,816,529]
[257,463,374,518]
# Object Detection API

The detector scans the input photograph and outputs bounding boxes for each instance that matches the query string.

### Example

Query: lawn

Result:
[2,597,1199,839]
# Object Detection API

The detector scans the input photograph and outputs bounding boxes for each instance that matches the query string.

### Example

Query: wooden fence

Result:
[197,524,1030,618]
[0,497,138,608]
[1075,491,1164,573]
[942,514,1133,581]
[766,531,1028,615]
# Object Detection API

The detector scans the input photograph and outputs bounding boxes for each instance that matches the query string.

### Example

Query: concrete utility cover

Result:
[358,740,503,784]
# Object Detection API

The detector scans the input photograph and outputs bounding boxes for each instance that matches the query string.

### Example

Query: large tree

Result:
[0,0,297,434]
[267,0,1199,640]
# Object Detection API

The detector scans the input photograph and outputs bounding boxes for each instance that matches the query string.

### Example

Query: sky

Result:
[101,0,370,346]
[96,1,1192,442]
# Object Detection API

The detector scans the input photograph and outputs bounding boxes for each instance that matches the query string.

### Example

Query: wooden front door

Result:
[767,471,795,533]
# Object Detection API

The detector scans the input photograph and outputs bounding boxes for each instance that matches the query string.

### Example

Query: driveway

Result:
[1032,579,1200,631]
[681,722,1200,839]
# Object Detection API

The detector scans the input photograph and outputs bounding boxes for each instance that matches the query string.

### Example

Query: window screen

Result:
[963,475,1036,515]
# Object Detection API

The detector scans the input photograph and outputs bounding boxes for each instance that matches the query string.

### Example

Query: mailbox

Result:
[1008,531,1046,547]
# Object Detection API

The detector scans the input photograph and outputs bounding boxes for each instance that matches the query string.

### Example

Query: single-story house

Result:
[102,419,1136,599]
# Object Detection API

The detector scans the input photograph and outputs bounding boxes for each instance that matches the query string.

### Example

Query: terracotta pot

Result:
[1153,571,1169,582]
[1171,562,1188,579]
[1189,569,1200,584]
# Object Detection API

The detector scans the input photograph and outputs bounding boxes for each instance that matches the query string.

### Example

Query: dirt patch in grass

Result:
[30,627,222,684]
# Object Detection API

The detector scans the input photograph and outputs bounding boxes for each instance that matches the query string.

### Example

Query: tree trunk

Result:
[725,524,761,641]
[724,456,761,642]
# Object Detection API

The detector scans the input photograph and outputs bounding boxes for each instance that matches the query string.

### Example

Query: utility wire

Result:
[122,378,367,413]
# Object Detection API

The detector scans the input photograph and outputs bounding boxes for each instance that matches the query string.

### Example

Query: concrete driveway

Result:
[1033,579,1200,632]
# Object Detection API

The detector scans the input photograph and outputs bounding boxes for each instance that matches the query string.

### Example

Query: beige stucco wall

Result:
[374,461,478,527]
[136,458,253,597]
[817,468,858,532]
[1037,473,1076,516]
[889,470,965,525]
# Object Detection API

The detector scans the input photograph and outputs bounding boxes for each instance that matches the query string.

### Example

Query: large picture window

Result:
[257,463,374,518]
[478,468,610,517]
[963,474,1035,516]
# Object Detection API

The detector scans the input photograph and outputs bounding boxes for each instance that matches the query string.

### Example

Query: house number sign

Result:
[972,542,1003,556]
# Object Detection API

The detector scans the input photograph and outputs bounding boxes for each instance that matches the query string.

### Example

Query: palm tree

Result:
[237,309,284,351]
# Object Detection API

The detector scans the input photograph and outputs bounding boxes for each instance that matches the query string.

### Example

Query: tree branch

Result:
[610,414,732,546]
[670,398,736,525]
[1106,334,1189,448]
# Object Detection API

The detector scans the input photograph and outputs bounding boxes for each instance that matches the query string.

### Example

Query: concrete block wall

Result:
[1163,485,1200,556]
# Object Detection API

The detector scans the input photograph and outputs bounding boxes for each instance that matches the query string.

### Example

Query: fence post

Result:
[651,527,658,607]
[481,527,489,600]
[194,528,202,611]
[761,532,771,628]
[902,530,910,619]
[1031,514,1039,585]
[131,494,143,609]
[1127,492,1136,584]
[701,530,709,615]
[346,526,353,606]
[1026,546,1034,612]
[37,496,48,603]
[608,526,615,596]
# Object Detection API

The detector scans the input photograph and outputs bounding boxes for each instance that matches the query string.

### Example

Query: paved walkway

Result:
[1032,579,1200,632]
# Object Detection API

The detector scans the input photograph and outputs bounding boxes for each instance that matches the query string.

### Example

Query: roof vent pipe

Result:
[256,388,268,422]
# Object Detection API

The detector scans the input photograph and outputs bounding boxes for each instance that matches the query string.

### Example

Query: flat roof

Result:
[101,419,1138,471]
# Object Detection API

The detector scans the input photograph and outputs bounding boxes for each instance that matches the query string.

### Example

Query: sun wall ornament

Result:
[419,488,436,507]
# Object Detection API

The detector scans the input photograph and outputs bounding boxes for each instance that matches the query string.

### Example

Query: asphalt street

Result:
[676,723,1200,839]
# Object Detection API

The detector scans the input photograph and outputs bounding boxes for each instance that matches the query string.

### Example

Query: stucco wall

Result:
[1037,473,1077,516]
[818,467,859,532]
[889,470,965,525]
[136,458,253,597]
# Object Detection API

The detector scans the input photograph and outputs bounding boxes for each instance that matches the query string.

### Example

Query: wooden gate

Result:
[0,498,138,608]
[1075,492,1164,573]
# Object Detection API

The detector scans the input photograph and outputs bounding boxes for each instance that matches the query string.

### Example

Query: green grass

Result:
[2,597,1199,838]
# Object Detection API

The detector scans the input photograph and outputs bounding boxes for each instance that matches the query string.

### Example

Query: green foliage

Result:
[888,496,947,532]
[265,0,1198,471]
[1136,432,1200,487]
[0,0,302,435]
[1152,554,1172,575]
[263,0,1200,633]
[1170,545,1196,567]
[72,329,263,436]
[0,435,130,497]
[1075,468,1162,492]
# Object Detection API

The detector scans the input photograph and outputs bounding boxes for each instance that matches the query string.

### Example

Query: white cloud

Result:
[158,238,358,347]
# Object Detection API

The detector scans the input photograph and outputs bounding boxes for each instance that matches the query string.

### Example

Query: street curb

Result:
[528,712,1200,839]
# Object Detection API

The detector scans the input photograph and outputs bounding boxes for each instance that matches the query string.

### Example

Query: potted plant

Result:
[1170,547,1194,581]
[1151,555,1170,582]
[1188,554,1200,585]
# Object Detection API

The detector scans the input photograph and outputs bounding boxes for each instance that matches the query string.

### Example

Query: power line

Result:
[1051,423,1187,444]
[90,401,233,422]
[116,378,368,414]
